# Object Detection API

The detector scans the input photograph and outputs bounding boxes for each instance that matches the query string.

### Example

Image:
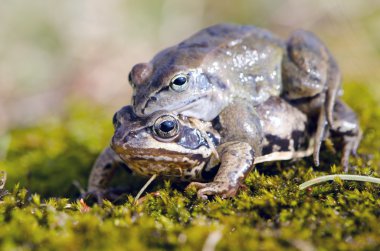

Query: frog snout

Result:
[111,129,129,147]
[111,131,135,153]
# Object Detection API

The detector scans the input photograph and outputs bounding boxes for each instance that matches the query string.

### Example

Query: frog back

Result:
[195,24,285,104]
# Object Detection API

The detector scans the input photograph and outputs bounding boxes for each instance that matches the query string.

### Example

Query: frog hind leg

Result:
[313,94,327,166]
[282,30,342,165]
[330,99,362,172]
[85,147,125,203]
[187,141,254,199]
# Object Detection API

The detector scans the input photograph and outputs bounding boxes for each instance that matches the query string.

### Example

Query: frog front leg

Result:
[85,147,125,202]
[281,30,341,165]
[188,141,254,199]
[187,101,260,199]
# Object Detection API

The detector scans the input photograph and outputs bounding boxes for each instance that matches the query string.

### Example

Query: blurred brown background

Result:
[1,0,380,134]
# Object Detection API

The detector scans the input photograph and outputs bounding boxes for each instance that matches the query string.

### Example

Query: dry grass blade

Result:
[134,174,157,204]
[299,174,380,190]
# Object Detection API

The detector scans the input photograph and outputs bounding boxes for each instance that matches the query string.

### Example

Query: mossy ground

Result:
[1,83,380,251]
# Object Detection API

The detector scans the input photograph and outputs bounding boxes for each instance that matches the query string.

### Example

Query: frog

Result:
[87,96,318,200]
[87,106,220,201]
[128,23,361,170]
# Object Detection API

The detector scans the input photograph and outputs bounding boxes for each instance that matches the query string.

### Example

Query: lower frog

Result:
[88,96,321,200]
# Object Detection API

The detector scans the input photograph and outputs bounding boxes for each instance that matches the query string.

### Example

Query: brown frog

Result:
[87,97,318,200]
[129,23,361,169]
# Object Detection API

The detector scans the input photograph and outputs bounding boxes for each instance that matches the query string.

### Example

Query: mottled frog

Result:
[129,23,361,169]
[88,97,318,199]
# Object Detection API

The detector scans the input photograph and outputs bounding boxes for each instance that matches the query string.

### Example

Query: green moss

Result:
[1,83,380,250]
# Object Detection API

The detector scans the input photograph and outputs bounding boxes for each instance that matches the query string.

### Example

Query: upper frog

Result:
[130,23,284,121]
[129,23,360,168]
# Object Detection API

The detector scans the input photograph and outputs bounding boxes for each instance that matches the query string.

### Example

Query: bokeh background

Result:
[1,0,380,196]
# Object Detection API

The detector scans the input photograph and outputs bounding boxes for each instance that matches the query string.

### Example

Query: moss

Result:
[1,83,380,250]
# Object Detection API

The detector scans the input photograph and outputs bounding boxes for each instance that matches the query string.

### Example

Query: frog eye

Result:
[169,74,189,92]
[153,115,179,139]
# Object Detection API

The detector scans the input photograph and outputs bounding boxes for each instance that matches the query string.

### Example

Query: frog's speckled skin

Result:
[86,24,362,200]
[131,24,284,121]
[129,23,361,169]
[87,106,220,199]
[87,97,317,199]
[110,106,219,180]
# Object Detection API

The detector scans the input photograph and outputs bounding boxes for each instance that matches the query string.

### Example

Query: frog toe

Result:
[186,181,207,190]
[188,181,238,199]
[81,189,106,205]
[329,100,362,171]
[341,132,362,172]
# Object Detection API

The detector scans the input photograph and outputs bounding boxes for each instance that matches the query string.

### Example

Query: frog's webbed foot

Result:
[330,100,362,172]
[282,30,343,165]
[187,181,238,200]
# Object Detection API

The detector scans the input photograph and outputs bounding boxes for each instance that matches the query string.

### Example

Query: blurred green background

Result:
[1,0,380,197]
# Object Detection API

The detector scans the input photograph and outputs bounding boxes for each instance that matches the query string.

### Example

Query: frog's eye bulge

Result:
[153,115,180,139]
[112,112,120,129]
[130,63,153,86]
[169,74,189,92]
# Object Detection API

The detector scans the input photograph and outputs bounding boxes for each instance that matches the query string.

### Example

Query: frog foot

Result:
[81,189,107,205]
[187,181,239,200]
[329,100,362,172]
[341,132,362,172]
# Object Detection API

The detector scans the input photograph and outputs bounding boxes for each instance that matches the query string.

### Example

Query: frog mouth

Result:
[115,146,200,162]
[114,147,206,174]
[144,95,206,115]
[175,97,204,113]
[120,154,201,178]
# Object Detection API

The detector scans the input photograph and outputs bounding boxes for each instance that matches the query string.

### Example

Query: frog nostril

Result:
[124,135,130,142]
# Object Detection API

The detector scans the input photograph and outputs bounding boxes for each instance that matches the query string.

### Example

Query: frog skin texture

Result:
[87,96,351,200]
[129,23,361,170]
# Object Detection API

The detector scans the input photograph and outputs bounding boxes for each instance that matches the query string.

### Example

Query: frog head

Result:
[129,25,242,121]
[110,106,219,179]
